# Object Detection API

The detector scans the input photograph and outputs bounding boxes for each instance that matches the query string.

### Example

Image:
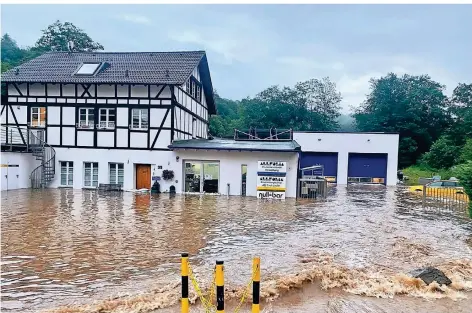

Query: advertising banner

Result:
[257,161,287,173]
[257,161,287,199]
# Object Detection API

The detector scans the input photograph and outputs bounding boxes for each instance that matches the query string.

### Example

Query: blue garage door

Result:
[300,152,338,182]
[348,153,388,184]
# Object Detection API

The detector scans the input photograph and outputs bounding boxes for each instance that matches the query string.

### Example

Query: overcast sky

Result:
[2,4,471,113]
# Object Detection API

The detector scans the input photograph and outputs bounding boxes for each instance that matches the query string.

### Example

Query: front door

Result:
[136,164,151,189]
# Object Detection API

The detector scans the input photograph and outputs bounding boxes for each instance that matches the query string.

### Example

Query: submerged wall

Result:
[293,132,399,186]
[173,150,299,197]
[1,152,40,190]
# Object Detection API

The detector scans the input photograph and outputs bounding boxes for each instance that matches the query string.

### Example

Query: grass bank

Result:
[402,165,456,186]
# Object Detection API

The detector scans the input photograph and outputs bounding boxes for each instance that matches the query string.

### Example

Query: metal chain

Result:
[188,263,215,313]
[233,263,259,313]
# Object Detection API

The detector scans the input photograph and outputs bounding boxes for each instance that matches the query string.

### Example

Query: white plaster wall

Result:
[97,132,114,147]
[130,132,147,148]
[77,131,94,147]
[62,127,75,145]
[293,132,399,185]
[47,106,61,125]
[50,148,175,191]
[173,150,299,197]
[150,108,169,128]
[47,127,61,146]
[63,107,75,125]
[1,152,41,190]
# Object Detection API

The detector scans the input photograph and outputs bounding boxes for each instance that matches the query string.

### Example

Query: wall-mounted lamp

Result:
[176,156,180,162]
[367,139,371,142]
[127,159,129,164]
[318,138,322,141]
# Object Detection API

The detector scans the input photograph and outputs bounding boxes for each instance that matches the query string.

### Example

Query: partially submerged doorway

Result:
[184,161,220,193]
[136,164,151,189]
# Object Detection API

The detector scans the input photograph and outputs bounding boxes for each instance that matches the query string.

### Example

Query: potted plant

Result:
[162,169,175,181]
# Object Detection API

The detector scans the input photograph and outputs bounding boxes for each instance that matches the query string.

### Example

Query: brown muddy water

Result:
[1,186,471,313]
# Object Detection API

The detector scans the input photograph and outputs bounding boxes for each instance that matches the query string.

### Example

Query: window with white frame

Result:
[31,107,46,127]
[131,109,148,129]
[78,108,94,128]
[191,80,196,97]
[98,108,116,129]
[60,161,73,186]
[196,85,202,102]
[186,80,191,94]
[192,118,196,138]
[109,163,124,186]
[83,162,98,187]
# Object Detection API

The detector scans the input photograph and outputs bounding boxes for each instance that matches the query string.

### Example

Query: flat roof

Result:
[293,131,399,135]
[169,138,301,152]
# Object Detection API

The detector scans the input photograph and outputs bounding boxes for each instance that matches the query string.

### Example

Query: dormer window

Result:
[186,76,202,102]
[74,63,101,76]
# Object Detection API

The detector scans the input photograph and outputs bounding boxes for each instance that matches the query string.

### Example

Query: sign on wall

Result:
[257,161,287,199]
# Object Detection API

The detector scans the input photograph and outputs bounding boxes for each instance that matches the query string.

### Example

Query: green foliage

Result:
[354,73,451,168]
[35,20,104,52]
[421,136,461,169]
[402,164,455,186]
[255,77,342,131]
[1,34,23,65]
[454,161,472,215]
[209,78,343,137]
[447,83,472,146]
[459,139,472,163]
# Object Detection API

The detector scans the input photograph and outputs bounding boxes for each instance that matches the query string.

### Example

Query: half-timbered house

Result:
[1,50,399,196]
[1,51,216,191]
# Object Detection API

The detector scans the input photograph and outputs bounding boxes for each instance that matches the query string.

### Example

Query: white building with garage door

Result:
[293,131,399,186]
[1,50,399,195]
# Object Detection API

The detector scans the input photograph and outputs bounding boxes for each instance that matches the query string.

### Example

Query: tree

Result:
[454,161,472,216]
[1,34,23,65]
[448,83,472,146]
[459,139,472,163]
[354,73,451,168]
[255,77,342,131]
[35,20,104,52]
[422,136,460,169]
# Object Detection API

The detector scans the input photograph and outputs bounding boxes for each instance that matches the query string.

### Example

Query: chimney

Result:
[125,69,129,78]
[165,69,170,78]
[68,41,75,54]
[15,68,19,75]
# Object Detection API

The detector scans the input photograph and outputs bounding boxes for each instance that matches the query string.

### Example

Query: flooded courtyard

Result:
[1,186,471,313]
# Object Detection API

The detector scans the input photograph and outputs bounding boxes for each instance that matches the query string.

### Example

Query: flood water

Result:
[1,186,471,313]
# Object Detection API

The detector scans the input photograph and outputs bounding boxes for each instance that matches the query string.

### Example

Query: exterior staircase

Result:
[1,125,56,188]
[30,136,56,188]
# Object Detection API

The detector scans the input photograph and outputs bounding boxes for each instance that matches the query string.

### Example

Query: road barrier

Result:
[422,187,469,212]
[181,253,261,313]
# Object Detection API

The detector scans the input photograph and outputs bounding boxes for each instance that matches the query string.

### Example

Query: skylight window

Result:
[75,63,101,75]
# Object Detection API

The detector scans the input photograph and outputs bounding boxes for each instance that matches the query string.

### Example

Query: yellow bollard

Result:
[252,257,260,313]
[216,260,224,313]
[181,253,189,313]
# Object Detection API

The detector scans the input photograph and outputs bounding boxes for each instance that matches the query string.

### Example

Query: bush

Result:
[422,136,461,169]
[459,139,472,163]
[454,161,472,216]
[402,165,455,185]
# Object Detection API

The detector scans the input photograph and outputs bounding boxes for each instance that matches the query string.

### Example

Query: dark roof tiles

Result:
[2,50,216,114]
[2,51,205,84]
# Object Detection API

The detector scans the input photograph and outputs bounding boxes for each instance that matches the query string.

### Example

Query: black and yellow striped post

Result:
[181,253,189,313]
[216,260,225,313]
[252,257,260,313]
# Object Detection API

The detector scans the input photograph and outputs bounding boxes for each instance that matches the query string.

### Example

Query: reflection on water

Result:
[1,186,471,313]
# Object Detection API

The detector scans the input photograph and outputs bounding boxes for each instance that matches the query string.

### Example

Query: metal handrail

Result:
[29,129,56,188]
[1,125,56,188]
